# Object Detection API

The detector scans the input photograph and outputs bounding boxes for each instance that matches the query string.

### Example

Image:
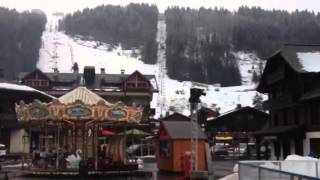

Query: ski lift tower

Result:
[189,88,206,178]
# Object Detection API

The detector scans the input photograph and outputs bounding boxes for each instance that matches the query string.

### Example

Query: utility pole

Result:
[189,88,206,178]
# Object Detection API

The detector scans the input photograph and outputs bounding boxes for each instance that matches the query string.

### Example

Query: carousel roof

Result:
[58,86,111,105]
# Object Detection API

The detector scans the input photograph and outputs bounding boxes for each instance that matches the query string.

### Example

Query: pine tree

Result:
[252,93,264,111]
[252,71,259,83]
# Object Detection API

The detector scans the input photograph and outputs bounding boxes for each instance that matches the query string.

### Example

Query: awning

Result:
[300,88,320,102]
[101,129,116,136]
[254,125,303,136]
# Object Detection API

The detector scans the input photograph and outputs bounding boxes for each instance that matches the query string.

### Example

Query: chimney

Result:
[100,68,105,74]
[121,69,125,75]
[83,66,95,86]
[236,104,242,109]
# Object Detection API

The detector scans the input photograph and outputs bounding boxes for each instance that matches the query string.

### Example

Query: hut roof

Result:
[58,86,111,105]
[161,121,207,140]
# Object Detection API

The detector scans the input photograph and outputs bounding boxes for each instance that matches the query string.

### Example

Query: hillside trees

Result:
[59,3,159,64]
[165,7,241,86]
[165,6,320,85]
[0,8,46,80]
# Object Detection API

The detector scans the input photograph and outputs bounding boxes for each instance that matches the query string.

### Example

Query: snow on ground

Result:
[37,13,265,118]
[297,52,320,72]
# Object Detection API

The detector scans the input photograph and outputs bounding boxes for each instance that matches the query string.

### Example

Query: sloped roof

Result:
[212,106,268,121]
[277,44,320,73]
[0,83,55,100]
[300,88,320,101]
[19,71,158,91]
[161,121,207,140]
[58,86,111,105]
[161,112,190,121]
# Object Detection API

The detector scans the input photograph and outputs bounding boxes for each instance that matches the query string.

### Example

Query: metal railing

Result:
[239,160,320,180]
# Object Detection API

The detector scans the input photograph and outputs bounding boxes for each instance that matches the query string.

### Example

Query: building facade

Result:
[257,44,320,159]
[19,67,158,121]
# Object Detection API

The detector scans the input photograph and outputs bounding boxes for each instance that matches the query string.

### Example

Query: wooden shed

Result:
[157,121,207,172]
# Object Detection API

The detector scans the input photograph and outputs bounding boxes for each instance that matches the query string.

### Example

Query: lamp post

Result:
[22,132,29,170]
[189,88,206,178]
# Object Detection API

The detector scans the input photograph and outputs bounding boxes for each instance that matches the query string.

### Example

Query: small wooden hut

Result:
[157,121,207,172]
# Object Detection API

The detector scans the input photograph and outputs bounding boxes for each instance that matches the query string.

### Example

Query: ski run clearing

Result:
[37,14,266,118]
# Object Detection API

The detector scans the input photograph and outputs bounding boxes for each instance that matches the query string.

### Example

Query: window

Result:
[273,114,279,126]
[33,80,40,86]
[294,110,299,124]
[0,69,3,78]
[283,111,288,125]
[127,83,135,88]
[159,140,172,157]
[311,105,319,125]
[41,81,48,86]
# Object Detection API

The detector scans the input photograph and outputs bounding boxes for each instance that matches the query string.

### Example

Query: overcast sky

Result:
[1,0,320,14]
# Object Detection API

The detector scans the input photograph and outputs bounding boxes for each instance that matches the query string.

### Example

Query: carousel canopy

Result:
[15,87,143,123]
[58,87,111,106]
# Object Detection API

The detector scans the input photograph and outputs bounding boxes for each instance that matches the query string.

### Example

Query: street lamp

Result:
[22,133,29,170]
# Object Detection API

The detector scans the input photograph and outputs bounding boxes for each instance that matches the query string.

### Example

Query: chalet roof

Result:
[58,86,111,105]
[161,121,207,140]
[211,106,268,121]
[19,71,158,91]
[300,88,320,101]
[276,44,320,73]
[161,112,190,121]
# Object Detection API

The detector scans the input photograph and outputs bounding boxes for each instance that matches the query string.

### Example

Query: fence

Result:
[239,160,320,180]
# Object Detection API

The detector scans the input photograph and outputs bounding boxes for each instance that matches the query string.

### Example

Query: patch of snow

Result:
[233,51,263,85]
[297,52,320,72]
[219,173,238,180]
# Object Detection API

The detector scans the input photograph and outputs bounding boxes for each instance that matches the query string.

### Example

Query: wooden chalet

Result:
[19,67,158,121]
[206,106,268,143]
[256,44,320,160]
[0,83,54,153]
[157,120,207,172]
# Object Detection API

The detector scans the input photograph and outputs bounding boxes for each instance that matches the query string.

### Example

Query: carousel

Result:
[15,87,145,176]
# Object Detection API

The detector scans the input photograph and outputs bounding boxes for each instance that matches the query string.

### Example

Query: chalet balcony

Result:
[263,95,296,110]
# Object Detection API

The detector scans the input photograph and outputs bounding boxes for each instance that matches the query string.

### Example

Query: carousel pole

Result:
[94,123,98,171]
[82,121,85,160]
[56,123,60,170]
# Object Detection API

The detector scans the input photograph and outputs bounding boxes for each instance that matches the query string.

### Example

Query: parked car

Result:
[0,144,7,157]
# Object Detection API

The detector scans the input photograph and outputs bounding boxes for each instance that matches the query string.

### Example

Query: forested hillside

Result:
[0,8,46,80]
[165,7,241,86]
[165,7,320,86]
[59,3,159,64]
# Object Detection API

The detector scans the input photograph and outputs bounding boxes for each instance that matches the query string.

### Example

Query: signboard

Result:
[109,109,127,119]
[66,106,91,117]
[29,106,50,119]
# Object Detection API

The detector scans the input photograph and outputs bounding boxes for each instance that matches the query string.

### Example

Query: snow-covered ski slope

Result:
[37,14,265,118]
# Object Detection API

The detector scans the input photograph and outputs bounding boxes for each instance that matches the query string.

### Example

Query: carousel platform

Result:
[21,164,155,178]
